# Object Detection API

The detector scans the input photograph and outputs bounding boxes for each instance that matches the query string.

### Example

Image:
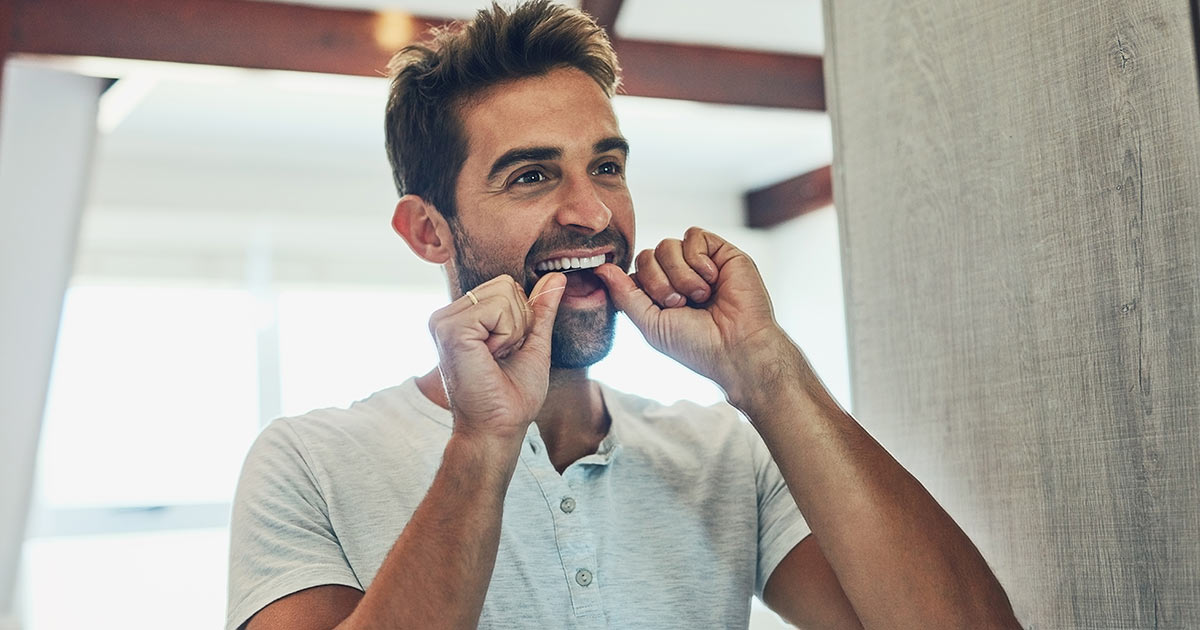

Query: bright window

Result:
[276,288,443,416]
[21,529,229,630]
[36,285,261,508]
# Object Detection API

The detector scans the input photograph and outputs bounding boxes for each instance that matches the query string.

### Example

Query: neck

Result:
[416,365,610,472]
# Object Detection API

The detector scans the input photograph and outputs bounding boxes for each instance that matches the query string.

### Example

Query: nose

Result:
[554,174,612,234]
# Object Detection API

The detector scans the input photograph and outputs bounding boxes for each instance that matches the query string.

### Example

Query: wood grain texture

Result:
[823,0,1200,627]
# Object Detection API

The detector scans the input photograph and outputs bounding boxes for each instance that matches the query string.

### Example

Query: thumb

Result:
[524,272,566,349]
[594,263,660,332]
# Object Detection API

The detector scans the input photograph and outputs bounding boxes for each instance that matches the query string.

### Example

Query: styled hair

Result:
[384,1,621,219]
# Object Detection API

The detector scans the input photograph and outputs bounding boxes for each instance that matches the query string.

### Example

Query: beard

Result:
[451,224,628,369]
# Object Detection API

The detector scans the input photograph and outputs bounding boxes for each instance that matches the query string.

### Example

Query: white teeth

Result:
[535,254,609,272]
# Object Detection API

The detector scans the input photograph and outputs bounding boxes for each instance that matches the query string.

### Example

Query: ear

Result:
[392,194,453,264]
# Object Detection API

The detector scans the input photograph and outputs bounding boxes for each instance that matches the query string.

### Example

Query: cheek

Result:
[608,194,636,242]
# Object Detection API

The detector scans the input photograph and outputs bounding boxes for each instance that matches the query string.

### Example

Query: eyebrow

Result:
[485,136,630,183]
[487,147,562,182]
[595,136,630,156]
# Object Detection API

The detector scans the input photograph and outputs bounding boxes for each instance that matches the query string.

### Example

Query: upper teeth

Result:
[535,254,606,272]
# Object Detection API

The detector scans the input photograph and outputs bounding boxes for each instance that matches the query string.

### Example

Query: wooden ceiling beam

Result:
[7,0,448,78]
[5,0,824,110]
[580,0,625,34]
[745,165,833,228]
[615,39,824,110]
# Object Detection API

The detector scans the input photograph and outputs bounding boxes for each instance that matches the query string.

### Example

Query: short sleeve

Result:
[742,421,811,600]
[226,419,362,630]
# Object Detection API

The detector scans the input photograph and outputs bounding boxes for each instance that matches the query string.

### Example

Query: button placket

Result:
[518,437,603,618]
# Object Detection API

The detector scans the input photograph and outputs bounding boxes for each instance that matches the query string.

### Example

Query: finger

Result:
[682,226,720,284]
[520,272,566,356]
[476,294,524,356]
[430,291,519,357]
[440,274,519,319]
[633,248,686,308]
[655,238,712,304]
[502,275,531,343]
[593,263,660,332]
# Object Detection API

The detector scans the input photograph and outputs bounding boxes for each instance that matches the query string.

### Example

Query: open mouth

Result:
[532,252,615,301]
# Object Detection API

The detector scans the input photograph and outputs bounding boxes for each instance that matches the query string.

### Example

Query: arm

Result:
[245,273,567,630]
[763,535,862,630]
[596,227,1019,628]
[727,336,1019,629]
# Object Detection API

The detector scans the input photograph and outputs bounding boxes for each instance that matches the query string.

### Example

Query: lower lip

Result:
[559,283,609,308]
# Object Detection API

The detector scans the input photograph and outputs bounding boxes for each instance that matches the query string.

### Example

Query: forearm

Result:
[336,431,522,630]
[730,344,1018,628]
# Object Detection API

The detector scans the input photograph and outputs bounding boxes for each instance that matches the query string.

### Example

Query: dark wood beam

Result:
[614,39,824,110]
[8,0,449,77]
[580,0,625,34]
[745,165,833,228]
[7,0,824,111]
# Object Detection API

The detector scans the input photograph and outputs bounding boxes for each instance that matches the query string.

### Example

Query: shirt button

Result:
[559,497,576,513]
[575,568,593,587]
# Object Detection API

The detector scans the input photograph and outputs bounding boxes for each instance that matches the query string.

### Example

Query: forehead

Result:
[458,67,621,164]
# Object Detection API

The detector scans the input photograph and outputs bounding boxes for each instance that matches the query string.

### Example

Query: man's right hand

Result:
[428,272,566,443]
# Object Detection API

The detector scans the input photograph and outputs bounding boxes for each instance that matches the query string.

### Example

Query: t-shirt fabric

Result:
[226,378,810,630]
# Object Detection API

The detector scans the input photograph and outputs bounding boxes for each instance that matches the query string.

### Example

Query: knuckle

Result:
[431,318,451,342]
[655,238,680,255]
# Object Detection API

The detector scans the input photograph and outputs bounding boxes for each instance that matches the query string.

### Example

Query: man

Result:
[227,2,1020,629]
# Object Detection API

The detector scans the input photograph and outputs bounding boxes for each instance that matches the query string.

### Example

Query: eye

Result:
[512,169,547,185]
[593,161,623,176]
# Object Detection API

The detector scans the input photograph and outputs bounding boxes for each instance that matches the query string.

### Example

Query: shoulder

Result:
[243,379,450,485]
[275,379,449,451]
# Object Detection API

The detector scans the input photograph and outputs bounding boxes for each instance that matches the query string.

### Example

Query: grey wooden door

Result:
[822,1,1200,627]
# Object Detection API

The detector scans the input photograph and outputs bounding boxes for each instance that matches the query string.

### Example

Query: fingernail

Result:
[690,289,707,303]
[666,293,685,307]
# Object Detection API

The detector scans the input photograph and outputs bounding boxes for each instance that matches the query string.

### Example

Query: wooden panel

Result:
[824,0,1200,627]
[745,165,832,228]
[0,0,12,135]
[6,0,823,110]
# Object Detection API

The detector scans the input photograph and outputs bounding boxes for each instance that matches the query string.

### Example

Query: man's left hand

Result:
[594,226,796,404]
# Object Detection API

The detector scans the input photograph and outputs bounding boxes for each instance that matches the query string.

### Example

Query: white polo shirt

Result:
[226,378,809,629]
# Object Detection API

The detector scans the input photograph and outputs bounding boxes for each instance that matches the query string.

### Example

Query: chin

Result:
[550,304,617,368]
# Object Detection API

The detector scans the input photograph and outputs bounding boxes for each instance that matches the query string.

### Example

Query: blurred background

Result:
[1,0,844,628]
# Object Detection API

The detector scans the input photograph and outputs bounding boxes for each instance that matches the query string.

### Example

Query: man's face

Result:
[449,66,635,368]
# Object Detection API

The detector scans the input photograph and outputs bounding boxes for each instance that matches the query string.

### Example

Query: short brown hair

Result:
[384,1,621,219]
